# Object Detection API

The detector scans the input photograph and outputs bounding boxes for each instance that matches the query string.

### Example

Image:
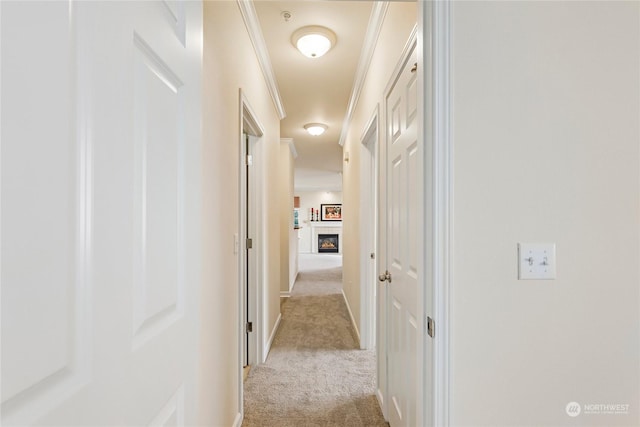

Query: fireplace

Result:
[318,234,339,253]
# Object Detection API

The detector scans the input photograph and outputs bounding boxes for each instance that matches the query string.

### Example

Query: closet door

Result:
[1,1,202,425]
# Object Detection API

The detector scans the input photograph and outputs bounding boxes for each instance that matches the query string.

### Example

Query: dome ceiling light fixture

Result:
[291,26,337,59]
[304,123,328,136]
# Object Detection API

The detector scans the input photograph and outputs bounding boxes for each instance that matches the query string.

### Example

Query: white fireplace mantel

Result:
[309,222,342,254]
[309,222,342,229]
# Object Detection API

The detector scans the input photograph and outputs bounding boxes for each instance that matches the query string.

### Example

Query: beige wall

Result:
[450,2,640,425]
[279,141,296,293]
[201,2,281,425]
[341,2,417,338]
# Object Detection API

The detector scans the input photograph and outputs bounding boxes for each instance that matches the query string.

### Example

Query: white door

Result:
[382,40,427,427]
[1,1,202,425]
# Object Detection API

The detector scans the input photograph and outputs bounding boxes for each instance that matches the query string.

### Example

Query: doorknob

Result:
[378,270,392,283]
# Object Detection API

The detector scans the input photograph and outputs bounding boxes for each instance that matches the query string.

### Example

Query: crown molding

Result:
[237,0,286,120]
[338,2,389,147]
[281,138,298,159]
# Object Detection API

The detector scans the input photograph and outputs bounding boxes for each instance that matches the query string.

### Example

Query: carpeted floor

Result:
[242,255,389,427]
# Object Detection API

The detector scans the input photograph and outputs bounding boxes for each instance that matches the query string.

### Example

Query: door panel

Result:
[132,32,185,349]
[1,1,202,425]
[385,44,420,427]
[1,2,90,423]
[391,156,403,267]
[389,298,403,420]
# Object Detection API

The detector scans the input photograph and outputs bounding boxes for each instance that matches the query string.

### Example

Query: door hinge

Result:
[246,322,253,333]
[427,316,435,338]
[246,154,253,166]
[246,238,253,249]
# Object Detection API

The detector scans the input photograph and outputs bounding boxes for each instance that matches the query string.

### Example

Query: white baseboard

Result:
[376,389,387,420]
[279,291,291,298]
[341,290,361,346]
[232,412,242,427]
[289,271,298,292]
[263,312,282,362]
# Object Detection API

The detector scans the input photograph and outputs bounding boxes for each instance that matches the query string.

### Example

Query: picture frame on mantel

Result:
[320,204,342,221]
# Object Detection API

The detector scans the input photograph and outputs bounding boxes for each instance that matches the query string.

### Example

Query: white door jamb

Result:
[359,105,379,350]
[238,89,266,421]
[420,1,452,426]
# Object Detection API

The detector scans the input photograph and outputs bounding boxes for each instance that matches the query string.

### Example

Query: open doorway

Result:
[359,107,378,350]
[294,191,343,261]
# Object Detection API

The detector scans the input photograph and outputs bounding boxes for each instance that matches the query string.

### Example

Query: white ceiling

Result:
[254,1,373,191]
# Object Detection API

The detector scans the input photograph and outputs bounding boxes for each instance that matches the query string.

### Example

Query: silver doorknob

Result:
[378,270,392,283]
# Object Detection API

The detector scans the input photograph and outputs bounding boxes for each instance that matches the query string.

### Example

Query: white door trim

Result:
[376,77,389,418]
[420,1,452,425]
[359,105,379,350]
[238,89,265,420]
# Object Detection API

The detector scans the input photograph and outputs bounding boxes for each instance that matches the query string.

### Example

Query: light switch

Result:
[518,243,556,280]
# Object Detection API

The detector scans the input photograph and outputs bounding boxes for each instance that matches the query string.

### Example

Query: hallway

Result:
[242,255,387,427]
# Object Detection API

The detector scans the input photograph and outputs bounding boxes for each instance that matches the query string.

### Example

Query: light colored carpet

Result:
[242,255,388,427]
[297,253,343,273]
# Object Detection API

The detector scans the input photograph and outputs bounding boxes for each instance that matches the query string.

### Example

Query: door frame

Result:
[376,1,452,424]
[421,1,452,425]
[238,90,265,416]
[359,105,379,350]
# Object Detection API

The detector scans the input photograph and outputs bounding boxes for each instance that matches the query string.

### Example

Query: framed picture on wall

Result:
[321,204,342,221]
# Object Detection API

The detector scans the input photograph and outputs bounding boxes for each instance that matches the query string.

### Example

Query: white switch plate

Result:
[518,243,556,280]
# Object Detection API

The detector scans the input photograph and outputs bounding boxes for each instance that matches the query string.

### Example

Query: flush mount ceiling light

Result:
[304,123,328,136]
[292,26,337,58]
